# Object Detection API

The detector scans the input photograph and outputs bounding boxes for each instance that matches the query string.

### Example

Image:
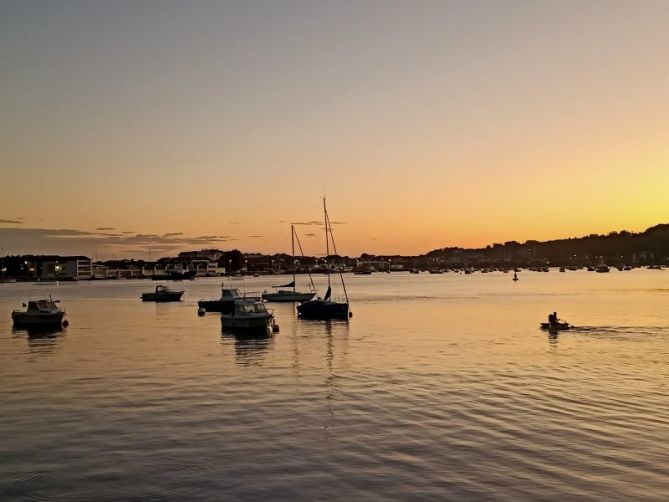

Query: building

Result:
[38,256,92,280]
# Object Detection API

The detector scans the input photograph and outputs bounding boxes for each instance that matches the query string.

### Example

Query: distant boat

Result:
[199,285,260,314]
[297,197,350,320]
[559,266,565,272]
[141,284,184,302]
[354,268,373,275]
[540,322,571,331]
[410,268,420,274]
[12,298,65,328]
[262,225,317,303]
[222,300,275,334]
[153,270,196,281]
[595,262,610,273]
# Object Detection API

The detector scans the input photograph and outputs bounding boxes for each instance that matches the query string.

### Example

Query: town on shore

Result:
[1,224,668,281]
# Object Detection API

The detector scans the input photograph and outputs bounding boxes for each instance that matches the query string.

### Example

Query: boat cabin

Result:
[235,302,268,314]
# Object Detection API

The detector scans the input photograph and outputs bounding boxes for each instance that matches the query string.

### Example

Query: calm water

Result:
[1,270,668,500]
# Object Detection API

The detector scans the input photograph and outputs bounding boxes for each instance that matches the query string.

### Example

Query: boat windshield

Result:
[238,303,267,313]
[223,288,242,299]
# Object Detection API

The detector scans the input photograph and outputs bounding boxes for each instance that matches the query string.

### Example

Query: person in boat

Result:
[548,312,558,324]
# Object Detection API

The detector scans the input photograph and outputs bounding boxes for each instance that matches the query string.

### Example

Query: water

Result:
[1,270,668,500]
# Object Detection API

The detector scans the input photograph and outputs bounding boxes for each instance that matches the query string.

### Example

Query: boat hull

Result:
[141,291,184,302]
[262,291,315,302]
[221,314,273,333]
[540,322,571,331]
[297,300,349,320]
[198,299,235,313]
[12,311,65,327]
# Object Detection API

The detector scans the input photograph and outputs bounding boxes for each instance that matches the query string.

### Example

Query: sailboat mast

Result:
[291,224,296,293]
[323,196,331,290]
[324,203,349,304]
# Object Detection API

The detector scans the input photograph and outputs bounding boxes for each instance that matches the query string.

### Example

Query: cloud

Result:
[122,231,134,234]
[95,227,115,231]
[0,227,234,258]
[0,219,22,224]
[305,233,317,238]
[248,235,263,238]
[229,221,241,224]
[292,220,322,226]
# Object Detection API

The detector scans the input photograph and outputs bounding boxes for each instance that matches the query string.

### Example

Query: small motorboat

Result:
[199,285,260,313]
[540,322,572,331]
[141,285,184,302]
[221,300,275,333]
[12,298,66,328]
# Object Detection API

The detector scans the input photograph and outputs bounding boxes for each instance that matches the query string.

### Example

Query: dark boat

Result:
[296,197,350,320]
[540,322,571,331]
[141,285,184,302]
[12,298,65,328]
[199,285,260,314]
[296,298,349,319]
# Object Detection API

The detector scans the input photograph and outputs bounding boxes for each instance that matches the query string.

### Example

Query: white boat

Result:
[12,298,65,327]
[222,301,274,333]
[262,225,317,303]
[199,285,260,313]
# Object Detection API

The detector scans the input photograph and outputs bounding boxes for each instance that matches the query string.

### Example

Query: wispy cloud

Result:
[95,227,115,231]
[0,227,234,258]
[0,219,22,224]
[248,235,263,238]
[292,220,322,226]
[305,233,317,238]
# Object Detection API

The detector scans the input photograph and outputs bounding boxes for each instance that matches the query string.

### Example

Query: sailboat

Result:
[262,225,317,302]
[296,198,351,320]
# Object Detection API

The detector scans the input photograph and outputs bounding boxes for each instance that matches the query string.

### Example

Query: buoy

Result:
[62,319,69,327]
[197,307,206,316]
[349,311,353,318]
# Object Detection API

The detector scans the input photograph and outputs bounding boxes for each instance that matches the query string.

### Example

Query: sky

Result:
[1,0,667,259]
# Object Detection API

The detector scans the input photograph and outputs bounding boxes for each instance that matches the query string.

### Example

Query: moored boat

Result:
[199,285,260,313]
[221,300,275,333]
[141,285,184,302]
[12,298,65,328]
[262,225,317,303]
[296,197,350,320]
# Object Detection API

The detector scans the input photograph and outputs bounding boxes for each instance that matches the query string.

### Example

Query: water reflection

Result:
[547,331,559,348]
[221,329,274,365]
[12,326,64,353]
[322,320,349,442]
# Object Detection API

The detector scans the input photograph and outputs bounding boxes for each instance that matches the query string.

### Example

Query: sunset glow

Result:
[1,1,667,257]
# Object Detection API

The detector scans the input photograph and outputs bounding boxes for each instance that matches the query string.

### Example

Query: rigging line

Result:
[293,227,317,294]
[324,200,349,303]
[323,196,331,290]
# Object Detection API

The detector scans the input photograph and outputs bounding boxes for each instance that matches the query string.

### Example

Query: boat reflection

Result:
[13,325,65,352]
[221,328,274,365]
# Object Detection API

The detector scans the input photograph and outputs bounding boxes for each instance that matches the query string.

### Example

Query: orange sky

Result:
[1,1,667,258]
